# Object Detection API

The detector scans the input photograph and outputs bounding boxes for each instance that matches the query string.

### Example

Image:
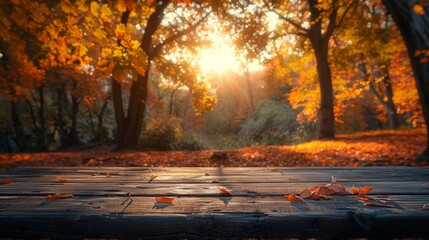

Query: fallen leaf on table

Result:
[267,167,277,171]
[211,180,219,183]
[350,185,373,195]
[0,178,11,185]
[285,193,304,202]
[46,193,74,200]
[54,176,68,183]
[150,174,157,180]
[155,196,174,204]
[106,172,111,178]
[300,189,312,199]
[358,186,373,195]
[315,186,336,196]
[219,187,231,195]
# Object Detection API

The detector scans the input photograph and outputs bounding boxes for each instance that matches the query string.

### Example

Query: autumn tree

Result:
[382,1,429,160]
[262,0,356,139]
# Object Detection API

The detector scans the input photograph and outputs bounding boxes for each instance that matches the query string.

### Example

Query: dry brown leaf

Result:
[315,186,336,196]
[106,172,111,178]
[54,176,68,183]
[46,193,74,200]
[285,193,304,202]
[155,196,174,204]
[0,178,11,185]
[211,180,219,183]
[300,189,312,199]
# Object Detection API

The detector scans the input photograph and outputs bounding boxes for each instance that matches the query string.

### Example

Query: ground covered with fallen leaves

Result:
[0,129,427,172]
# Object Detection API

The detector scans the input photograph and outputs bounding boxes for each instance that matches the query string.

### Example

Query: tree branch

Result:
[151,11,211,58]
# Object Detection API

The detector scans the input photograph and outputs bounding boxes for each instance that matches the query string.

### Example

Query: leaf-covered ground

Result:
[0,129,427,172]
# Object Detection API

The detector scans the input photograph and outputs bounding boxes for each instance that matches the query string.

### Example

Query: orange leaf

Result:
[358,196,374,202]
[350,185,359,195]
[0,178,11,185]
[219,187,231,195]
[358,186,373,195]
[150,174,157,180]
[155,196,174,204]
[46,193,74,200]
[285,193,304,202]
[267,167,277,171]
[54,177,68,183]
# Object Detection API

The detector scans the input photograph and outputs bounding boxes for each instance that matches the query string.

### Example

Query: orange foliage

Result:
[0,129,426,172]
[156,196,174,204]
[46,193,74,200]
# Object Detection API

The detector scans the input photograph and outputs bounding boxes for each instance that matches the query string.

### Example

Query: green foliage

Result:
[240,100,316,146]
[140,117,184,150]
[176,130,208,150]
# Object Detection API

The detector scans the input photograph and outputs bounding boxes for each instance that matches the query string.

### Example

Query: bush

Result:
[140,117,184,150]
[239,100,315,146]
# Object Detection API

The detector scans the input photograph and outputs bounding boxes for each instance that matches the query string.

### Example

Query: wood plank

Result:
[1,181,428,196]
[1,195,429,214]
[2,166,428,183]
[0,167,428,238]
[0,196,429,238]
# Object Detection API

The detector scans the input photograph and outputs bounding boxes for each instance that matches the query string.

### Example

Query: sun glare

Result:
[199,37,240,74]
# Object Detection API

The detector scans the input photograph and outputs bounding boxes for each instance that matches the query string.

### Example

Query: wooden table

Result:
[0,167,429,239]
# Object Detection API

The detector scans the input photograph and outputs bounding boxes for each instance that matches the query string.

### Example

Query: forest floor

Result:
[0,128,427,172]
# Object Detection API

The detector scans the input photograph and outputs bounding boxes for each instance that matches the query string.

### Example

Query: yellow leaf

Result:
[102,48,112,58]
[79,44,88,57]
[150,174,157,180]
[76,0,88,12]
[100,4,112,17]
[115,23,126,40]
[131,40,140,49]
[413,4,425,15]
[90,1,100,17]
[94,29,107,39]
[113,49,122,57]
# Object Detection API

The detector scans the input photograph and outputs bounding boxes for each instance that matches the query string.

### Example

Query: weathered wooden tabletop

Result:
[0,166,429,239]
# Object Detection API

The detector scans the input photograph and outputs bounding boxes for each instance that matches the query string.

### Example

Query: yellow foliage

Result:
[79,44,88,57]
[115,23,126,40]
[93,28,107,39]
[76,0,89,12]
[100,4,113,17]
[90,1,100,17]
[113,49,123,57]
[101,48,112,58]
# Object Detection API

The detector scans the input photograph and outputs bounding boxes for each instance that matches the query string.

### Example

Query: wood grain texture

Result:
[0,167,428,238]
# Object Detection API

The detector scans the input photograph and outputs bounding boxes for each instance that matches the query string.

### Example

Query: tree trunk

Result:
[314,47,335,139]
[383,0,429,160]
[56,84,66,147]
[308,0,336,140]
[11,100,24,152]
[382,73,399,129]
[70,94,81,145]
[37,85,47,150]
